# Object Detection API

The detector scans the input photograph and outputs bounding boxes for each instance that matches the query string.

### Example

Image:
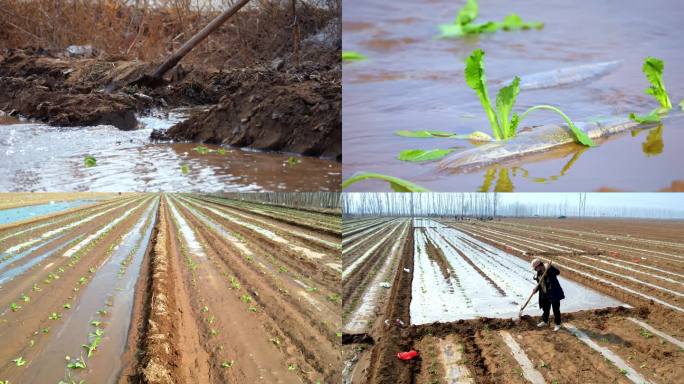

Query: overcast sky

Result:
[497,193,684,212]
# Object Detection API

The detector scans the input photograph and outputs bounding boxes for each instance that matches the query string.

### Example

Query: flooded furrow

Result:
[16,198,158,383]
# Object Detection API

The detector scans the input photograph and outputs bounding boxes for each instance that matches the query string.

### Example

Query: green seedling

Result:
[82,337,101,358]
[439,0,542,38]
[619,368,628,375]
[248,307,257,312]
[66,356,87,370]
[90,328,104,338]
[240,294,252,304]
[206,315,215,324]
[327,294,341,304]
[288,363,298,371]
[217,148,226,155]
[84,155,97,168]
[230,276,241,290]
[78,276,87,285]
[209,329,219,337]
[49,312,61,320]
[397,149,456,162]
[63,303,71,309]
[193,145,211,155]
[88,267,96,273]
[639,328,653,339]
[286,156,301,166]
[305,287,319,293]
[342,51,367,62]
[336,332,343,338]
[463,49,594,146]
[342,172,429,192]
[630,57,673,123]
[12,356,27,367]
[9,303,21,312]
[270,337,281,347]
[32,283,42,292]
[21,294,30,303]
[201,306,209,313]
[278,265,288,273]
[91,321,102,327]
[181,164,190,175]
[42,327,50,334]
[221,360,234,368]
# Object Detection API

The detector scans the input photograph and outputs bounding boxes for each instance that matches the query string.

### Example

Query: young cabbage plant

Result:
[629,57,674,123]
[439,0,542,38]
[464,49,595,146]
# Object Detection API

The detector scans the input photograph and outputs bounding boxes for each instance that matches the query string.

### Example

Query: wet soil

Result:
[0,48,341,158]
[154,66,341,159]
[347,216,684,383]
[0,194,342,383]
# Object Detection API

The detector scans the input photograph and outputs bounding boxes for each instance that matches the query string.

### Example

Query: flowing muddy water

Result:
[343,0,684,191]
[0,199,96,225]
[0,111,340,192]
[19,198,158,384]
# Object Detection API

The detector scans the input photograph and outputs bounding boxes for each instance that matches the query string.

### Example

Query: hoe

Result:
[517,260,552,321]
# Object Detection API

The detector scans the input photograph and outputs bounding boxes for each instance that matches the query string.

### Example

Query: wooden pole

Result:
[135,0,251,86]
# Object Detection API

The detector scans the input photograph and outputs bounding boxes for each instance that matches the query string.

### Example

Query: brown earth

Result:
[345,217,684,384]
[0,9,341,159]
[0,193,341,383]
[152,64,341,159]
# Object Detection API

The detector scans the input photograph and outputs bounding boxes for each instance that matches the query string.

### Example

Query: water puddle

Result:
[0,199,97,225]
[166,196,207,258]
[19,198,158,384]
[0,111,340,191]
[343,0,684,191]
[410,220,622,324]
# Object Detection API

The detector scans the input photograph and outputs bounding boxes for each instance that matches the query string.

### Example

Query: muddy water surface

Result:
[343,0,684,191]
[0,111,340,192]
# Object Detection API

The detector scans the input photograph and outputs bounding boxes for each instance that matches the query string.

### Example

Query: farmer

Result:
[531,258,565,332]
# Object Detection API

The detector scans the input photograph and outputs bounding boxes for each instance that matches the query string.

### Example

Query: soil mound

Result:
[152,64,341,159]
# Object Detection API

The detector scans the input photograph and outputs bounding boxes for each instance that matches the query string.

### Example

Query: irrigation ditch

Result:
[0,192,342,383]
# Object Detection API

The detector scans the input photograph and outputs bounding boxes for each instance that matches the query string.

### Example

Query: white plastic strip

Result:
[564,323,651,384]
[626,317,684,350]
[499,331,546,384]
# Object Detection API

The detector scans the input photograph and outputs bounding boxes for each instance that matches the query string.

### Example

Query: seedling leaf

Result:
[342,51,367,62]
[519,105,595,147]
[342,172,429,192]
[495,76,521,138]
[499,13,544,31]
[84,155,97,168]
[642,57,671,110]
[13,356,27,367]
[629,109,661,124]
[465,49,501,139]
[397,149,455,162]
[181,164,190,175]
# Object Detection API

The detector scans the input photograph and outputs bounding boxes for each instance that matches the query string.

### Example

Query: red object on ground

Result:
[397,350,419,360]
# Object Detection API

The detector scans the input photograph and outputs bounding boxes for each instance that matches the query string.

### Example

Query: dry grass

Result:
[0,0,340,67]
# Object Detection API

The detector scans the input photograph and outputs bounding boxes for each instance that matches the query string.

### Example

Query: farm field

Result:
[342,217,684,384]
[0,193,342,383]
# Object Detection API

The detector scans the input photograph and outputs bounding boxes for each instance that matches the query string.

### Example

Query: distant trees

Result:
[221,192,340,210]
[342,193,682,219]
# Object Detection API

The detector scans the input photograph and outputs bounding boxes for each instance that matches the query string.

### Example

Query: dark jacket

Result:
[535,264,565,306]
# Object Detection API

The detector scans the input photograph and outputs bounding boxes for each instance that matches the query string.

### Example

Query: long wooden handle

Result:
[519,261,552,313]
[151,0,252,80]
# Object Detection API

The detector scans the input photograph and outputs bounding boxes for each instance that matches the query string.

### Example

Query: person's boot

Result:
[537,321,548,327]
